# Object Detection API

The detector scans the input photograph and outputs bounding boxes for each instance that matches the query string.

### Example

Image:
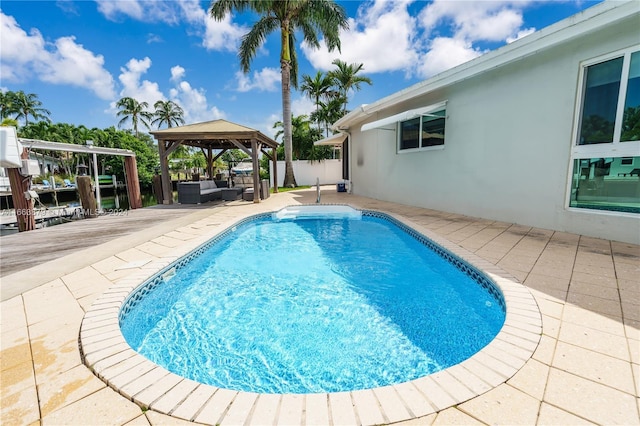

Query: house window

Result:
[399,109,446,152]
[421,111,446,147]
[400,118,420,150]
[569,156,640,213]
[578,50,639,145]
[570,46,640,214]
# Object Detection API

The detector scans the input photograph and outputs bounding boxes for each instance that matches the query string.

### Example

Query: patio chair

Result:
[41,179,51,189]
[63,179,76,187]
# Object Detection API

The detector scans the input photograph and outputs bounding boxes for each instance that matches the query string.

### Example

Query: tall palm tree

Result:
[211,0,349,188]
[300,71,336,131]
[11,91,51,126]
[152,100,186,129]
[115,97,152,137]
[329,59,372,113]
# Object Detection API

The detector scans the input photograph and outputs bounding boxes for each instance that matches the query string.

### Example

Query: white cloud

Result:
[201,12,247,52]
[96,0,181,24]
[416,37,483,78]
[110,60,227,127]
[0,12,116,99]
[117,57,164,106]
[147,33,163,44]
[304,0,539,80]
[0,13,46,81]
[37,36,116,99]
[235,68,280,93]
[418,0,529,42]
[95,0,145,21]
[170,65,186,82]
[168,69,226,123]
[303,0,419,74]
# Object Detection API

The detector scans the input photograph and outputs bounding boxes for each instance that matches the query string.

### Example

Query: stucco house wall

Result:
[340,2,639,244]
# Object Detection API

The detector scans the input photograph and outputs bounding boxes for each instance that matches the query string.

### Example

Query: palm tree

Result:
[11,91,51,126]
[20,120,51,140]
[310,95,346,137]
[0,91,16,119]
[211,0,349,188]
[152,100,186,129]
[300,71,336,131]
[115,97,152,137]
[329,59,372,113]
[1,118,19,128]
[273,114,310,160]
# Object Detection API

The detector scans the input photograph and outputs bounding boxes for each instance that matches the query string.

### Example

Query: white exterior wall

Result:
[349,14,639,244]
[272,159,343,187]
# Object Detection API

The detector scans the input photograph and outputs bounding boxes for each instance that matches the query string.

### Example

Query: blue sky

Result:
[1,0,602,139]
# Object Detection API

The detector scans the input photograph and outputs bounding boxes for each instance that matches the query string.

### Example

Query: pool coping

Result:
[79,205,542,425]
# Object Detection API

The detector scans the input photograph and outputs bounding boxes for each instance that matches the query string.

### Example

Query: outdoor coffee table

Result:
[221,187,242,201]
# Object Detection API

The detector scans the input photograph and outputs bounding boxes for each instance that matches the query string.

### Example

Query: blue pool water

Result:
[120,212,505,394]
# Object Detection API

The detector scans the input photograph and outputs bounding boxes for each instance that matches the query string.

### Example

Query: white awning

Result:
[361,101,447,132]
[314,133,348,146]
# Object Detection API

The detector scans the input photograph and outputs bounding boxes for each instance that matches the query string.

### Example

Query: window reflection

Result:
[570,156,640,213]
[622,51,640,142]
[578,57,623,145]
[400,118,420,150]
[421,112,445,148]
[399,110,446,151]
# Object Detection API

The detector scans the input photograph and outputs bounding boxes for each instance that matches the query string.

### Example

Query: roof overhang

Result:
[361,102,447,132]
[314,133,348,146]
[19,138,136,157]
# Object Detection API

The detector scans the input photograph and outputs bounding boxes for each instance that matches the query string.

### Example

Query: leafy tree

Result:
[329,59,372,113]
[116,97,152,137]
[273,114,330,161]
[310,95,346,137]
[1,118,19,127]
[18,122,159,187]
[622,106,640,141]
[300,71,336,131]
[152,100,185,129]
[169,144,191,180]
[0,91,16,119]
[8,91,51,126]
[210,0,348,188]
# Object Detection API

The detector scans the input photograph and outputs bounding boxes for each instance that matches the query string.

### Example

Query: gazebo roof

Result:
[149,119,279,150]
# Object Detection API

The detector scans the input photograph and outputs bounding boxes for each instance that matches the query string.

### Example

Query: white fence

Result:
[271,159,343,187]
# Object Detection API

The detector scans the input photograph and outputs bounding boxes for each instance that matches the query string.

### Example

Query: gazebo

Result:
[150,119,280,204]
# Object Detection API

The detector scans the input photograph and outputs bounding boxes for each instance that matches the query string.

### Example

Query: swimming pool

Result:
[81,205,542,424]
[119,206,504,393]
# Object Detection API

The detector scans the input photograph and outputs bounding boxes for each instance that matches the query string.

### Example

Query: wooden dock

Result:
[0,202,222,278]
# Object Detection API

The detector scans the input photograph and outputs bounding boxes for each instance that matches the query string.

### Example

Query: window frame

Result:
[566,45,640,214]
[396,102,447,154]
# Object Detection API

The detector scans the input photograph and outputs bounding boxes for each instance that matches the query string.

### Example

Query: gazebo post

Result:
[158,139,173,204]
[272,146,278,193]
[251,138,260,203]
[206,147,213,179]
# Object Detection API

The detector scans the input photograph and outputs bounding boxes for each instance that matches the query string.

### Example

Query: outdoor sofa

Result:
[177,180,234,204]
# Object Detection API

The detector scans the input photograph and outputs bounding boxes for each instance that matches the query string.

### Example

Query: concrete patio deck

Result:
[1,188,639,425]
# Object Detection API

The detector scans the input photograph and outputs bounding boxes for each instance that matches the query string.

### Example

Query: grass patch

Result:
[275,186,311,193]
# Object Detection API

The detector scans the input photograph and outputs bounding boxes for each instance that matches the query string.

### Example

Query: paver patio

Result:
[1,188,638,425]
